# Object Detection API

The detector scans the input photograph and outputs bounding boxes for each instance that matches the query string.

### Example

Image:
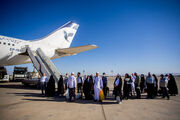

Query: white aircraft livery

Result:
[0,21,98,66]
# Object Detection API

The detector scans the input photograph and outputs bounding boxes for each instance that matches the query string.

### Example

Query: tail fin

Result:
[34,21,79,48]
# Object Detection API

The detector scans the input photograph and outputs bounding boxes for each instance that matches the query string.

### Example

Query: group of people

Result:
[40,72,178,104]
[119,72,178,101]
[40,73,56,97]
[64,72,104,102]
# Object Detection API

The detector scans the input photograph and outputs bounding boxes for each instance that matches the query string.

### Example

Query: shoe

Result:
[118,101,122,104]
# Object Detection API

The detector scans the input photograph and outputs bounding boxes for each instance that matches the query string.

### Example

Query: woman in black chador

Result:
[58,75,64,96]
[46,75,55,97]
[152,74,158,97]
[140,74,146,93]
[114,74,123,103]
[168,74,178,96]
[83,75,93,100]
[123,73,131,100]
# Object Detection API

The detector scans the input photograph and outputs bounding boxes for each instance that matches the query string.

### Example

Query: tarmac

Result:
[0,77,180,120]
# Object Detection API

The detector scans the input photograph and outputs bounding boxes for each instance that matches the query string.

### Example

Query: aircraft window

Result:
[0,42,1,44]
[12,44,15,46]
[3,42,6,45]
[8,43,10,45]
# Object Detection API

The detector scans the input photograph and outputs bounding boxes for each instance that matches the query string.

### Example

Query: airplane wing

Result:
[53,44,98,58]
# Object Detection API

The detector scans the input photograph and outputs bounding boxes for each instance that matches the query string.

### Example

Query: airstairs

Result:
[22,45,60,89]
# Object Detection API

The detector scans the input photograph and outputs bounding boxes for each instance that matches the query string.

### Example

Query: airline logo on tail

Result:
[63,23,79,42]
[63,31,73,42]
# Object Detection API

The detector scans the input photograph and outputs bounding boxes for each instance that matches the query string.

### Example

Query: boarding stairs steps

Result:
[21,45,60,88]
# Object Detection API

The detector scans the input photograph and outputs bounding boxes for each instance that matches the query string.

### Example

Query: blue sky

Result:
[0,0,180,75]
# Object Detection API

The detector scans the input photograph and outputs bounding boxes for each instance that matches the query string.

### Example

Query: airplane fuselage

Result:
[0,35,57,66]
[0,22,98,67]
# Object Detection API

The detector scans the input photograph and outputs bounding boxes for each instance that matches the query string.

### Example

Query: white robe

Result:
[131,75,136,92]
[93,76,103,100]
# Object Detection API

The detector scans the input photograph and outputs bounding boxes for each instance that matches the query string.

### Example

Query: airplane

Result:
[0,21,98,66]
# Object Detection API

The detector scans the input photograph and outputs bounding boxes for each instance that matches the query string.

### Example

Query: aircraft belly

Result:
[0,55,31,66]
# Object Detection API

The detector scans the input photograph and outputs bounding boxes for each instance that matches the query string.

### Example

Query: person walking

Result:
[152,74,158,97]
[93,72,103,102]
[46,75,55,97]
[64,73,69,90]
[89,75,94,99]
[83,75,93,100]
[168,74,178,96]
[58,75,64,96]
[131,73,136,96]
[77,72,83,98]
[40,73,48,95]
[160,74,170,100]
[140,74,146,93]
[114,73,123,104]
[67,72,76,102]
[123,73,131,100]
[146,72,155,99]
[102,72,108,98]
[134,73,141,99]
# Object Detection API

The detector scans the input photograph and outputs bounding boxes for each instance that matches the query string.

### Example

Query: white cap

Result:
[96,72,99,74]
[71,72,75,75]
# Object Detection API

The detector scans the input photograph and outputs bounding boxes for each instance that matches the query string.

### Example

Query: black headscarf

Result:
[58,75,64,95]
[168,74,178,95]
[46,75,55,97]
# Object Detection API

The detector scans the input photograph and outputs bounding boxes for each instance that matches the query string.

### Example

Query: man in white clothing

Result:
[131,73,136,95]
[67,72,76,101]
[40,73,48,95]
[64,73,69,90]
[93,72,103,102]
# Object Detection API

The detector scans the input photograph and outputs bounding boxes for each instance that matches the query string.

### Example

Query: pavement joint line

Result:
[170,99,180,103]
[101,103,107,120]
[0,101,29,109]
